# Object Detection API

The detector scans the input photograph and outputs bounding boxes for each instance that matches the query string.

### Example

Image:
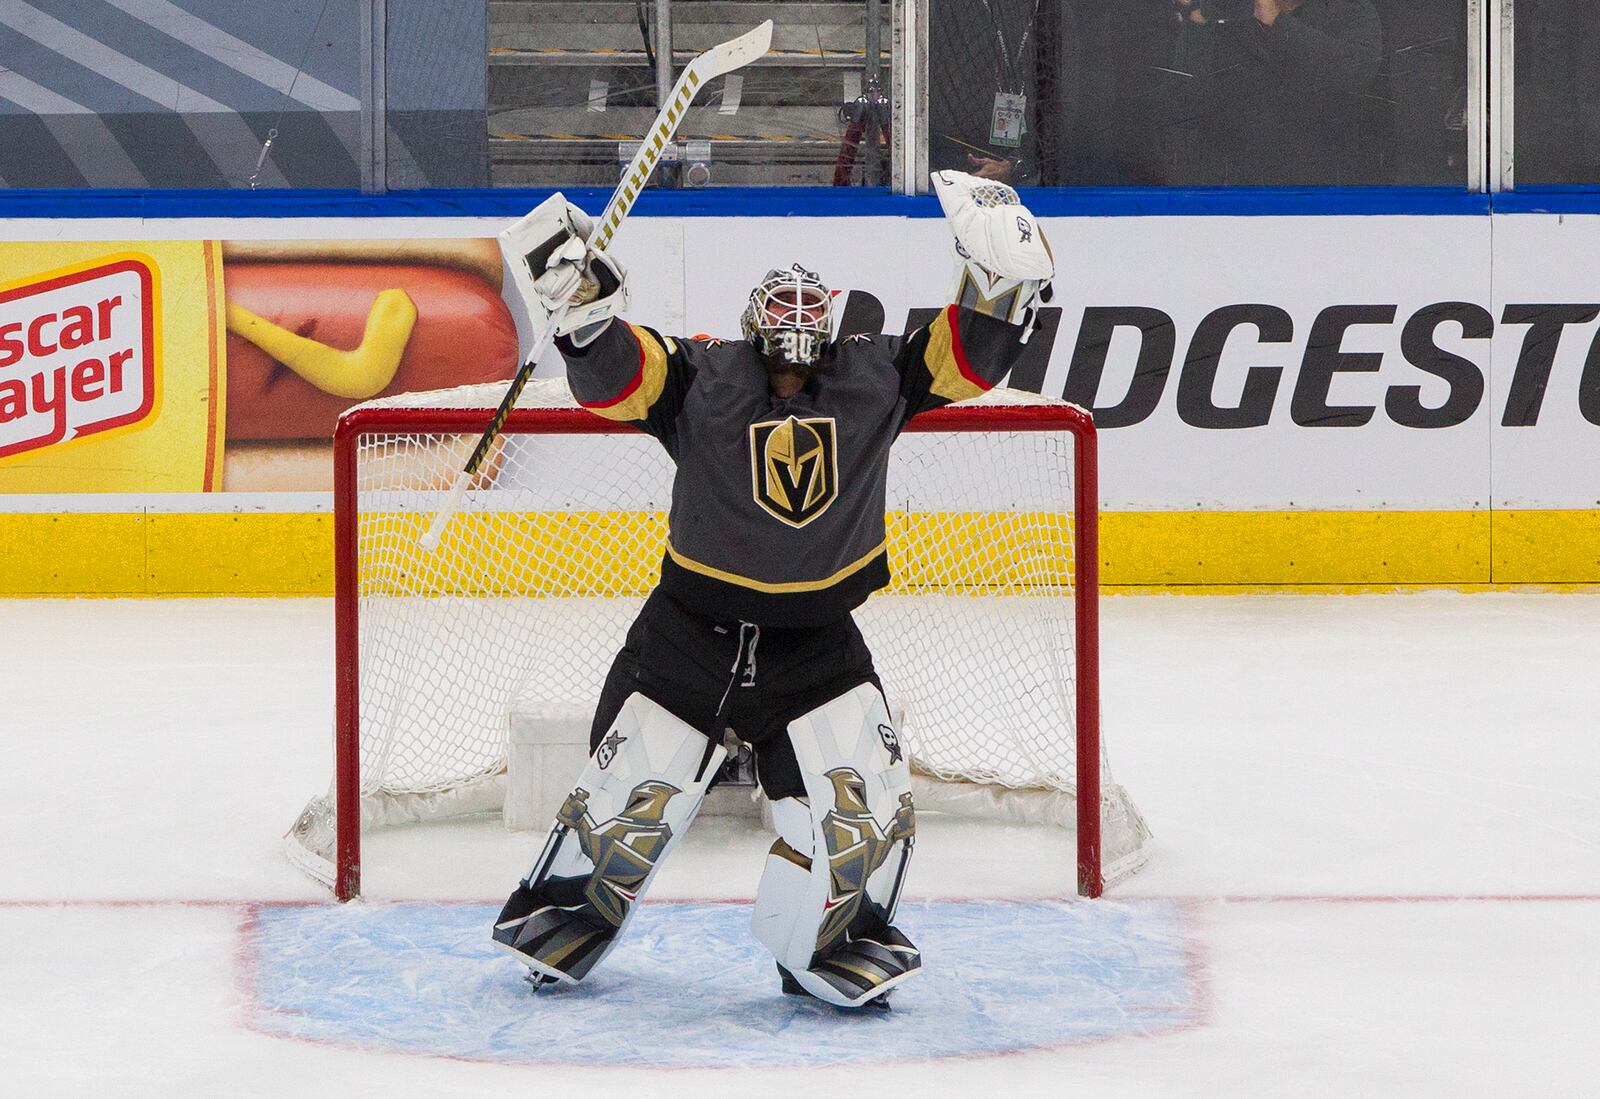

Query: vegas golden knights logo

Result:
[749,415,839,528]
[558,780,680,928]
[816,768,915,954]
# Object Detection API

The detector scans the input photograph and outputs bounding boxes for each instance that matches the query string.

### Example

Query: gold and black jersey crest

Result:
[749,415,839,528]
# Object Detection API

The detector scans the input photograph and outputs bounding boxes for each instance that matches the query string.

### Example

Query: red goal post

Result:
[301,381,1149,902]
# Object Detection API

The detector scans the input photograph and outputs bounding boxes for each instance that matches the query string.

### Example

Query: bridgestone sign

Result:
[548,212,1594,512]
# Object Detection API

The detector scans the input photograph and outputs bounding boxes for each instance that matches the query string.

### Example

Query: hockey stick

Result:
[419,19,774,553]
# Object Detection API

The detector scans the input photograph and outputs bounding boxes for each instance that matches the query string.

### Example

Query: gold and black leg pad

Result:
[492,692,726,985]
[751,682,921,1008]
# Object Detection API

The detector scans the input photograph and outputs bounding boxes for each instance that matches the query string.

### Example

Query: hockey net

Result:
[286,378,1150,899]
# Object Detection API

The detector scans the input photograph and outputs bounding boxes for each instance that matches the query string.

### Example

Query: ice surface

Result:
[3,593,1598,1095]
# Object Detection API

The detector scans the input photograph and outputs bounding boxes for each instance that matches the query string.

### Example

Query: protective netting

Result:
[488,3,890,187]
[287,378,1149,891]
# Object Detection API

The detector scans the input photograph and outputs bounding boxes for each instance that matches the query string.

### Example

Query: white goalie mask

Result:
[740,265,834,371]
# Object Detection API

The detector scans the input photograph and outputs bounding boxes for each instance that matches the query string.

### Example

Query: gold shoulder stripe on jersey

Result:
[580,325,672,422]
[923,305,990,404]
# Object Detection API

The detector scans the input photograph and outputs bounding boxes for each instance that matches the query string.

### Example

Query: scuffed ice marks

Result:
[244,899,1201,1067]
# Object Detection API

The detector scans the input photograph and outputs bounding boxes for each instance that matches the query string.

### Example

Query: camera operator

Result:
[1164,0,1382,185]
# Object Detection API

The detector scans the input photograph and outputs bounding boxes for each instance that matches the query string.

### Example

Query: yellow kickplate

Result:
[0,513,331,596]
[4,508,1599,596]
[144,513,333,595]
[0,514,146,595]
[1100,511,1492,587]
[1491,510,1600,584]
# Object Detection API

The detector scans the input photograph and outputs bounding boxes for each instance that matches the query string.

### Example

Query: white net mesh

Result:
[971,181,1022,207]
[287,378,1149,891]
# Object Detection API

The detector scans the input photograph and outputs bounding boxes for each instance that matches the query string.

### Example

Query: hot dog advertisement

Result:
[0,237,519,493]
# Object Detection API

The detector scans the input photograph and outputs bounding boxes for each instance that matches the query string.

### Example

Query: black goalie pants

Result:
[588,589,881,801]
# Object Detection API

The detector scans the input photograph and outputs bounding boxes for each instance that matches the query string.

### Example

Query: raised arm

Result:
[897,170,1057,421]
[504,195,694,445]
[895,306,1032,419]
[558,321,696,446]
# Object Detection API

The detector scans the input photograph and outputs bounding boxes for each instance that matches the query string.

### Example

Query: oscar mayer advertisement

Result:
[0,243,206,492]
[0,237,518,492]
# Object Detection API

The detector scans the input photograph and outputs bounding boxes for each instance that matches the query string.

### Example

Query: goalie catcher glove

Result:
[499,193,630,348]
[931,169,1054,335]
[931,169,1054,280]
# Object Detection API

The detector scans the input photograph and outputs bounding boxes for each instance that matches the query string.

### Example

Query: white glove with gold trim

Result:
[931,169,1053,333]
[501,194,629,347]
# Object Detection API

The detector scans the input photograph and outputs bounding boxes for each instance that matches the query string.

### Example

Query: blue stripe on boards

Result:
[0,185,1505,220]
[1492,189,1600,215]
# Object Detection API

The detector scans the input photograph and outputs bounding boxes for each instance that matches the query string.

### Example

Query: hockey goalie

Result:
[492,170,1055,1009]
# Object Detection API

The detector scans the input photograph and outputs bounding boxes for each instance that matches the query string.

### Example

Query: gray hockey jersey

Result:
[559,305,1029,626]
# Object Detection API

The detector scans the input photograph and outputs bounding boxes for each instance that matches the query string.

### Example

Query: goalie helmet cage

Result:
[295,379,1150,902]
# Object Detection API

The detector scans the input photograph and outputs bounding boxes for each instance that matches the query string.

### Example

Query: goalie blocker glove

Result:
[500,193,630,349]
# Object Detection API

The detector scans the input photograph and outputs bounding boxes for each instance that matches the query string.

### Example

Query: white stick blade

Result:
[593,20,774,247]
[695,20,773,79]
[419,473,471,553]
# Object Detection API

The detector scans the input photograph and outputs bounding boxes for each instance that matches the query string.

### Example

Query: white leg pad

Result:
[493,692,726,983]
[751,682,920,1007]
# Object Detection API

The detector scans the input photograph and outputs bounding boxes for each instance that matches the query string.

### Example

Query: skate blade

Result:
[490,938,572,987]
[782,963,917,1010]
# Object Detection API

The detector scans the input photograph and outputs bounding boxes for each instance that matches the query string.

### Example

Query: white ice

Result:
[3,593,1597,1096]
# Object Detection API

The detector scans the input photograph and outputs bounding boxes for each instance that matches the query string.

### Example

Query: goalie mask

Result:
[741,265,834,373]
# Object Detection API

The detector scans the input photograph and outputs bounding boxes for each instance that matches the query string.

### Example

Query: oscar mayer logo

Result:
[0,256,158,460]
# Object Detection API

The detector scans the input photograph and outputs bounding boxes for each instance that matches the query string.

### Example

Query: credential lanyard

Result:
[975,0,1043,93]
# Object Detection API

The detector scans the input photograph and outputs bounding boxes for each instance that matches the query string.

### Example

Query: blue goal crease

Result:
[243,899,1202,1068]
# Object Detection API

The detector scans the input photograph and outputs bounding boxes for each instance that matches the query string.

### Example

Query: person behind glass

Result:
[1164,0,1382,185]
[927,0,1043,185]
